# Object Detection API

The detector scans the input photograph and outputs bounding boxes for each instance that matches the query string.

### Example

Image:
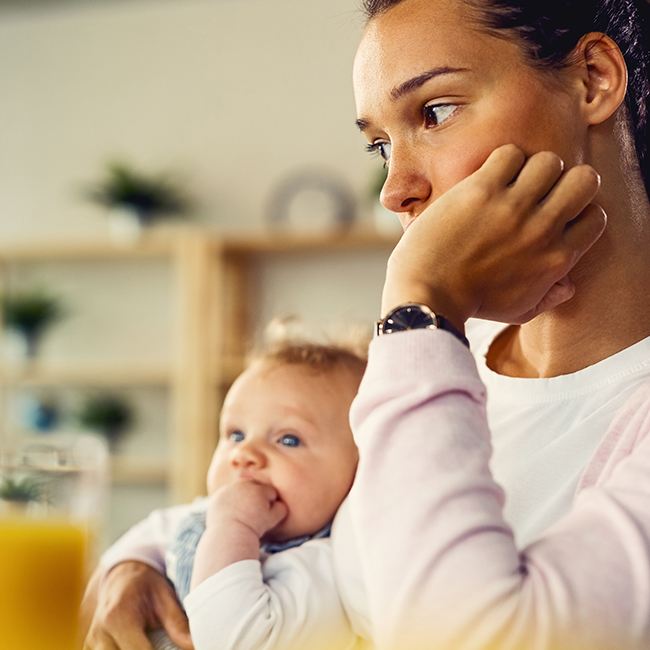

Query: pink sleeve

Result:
[99,502,197,577]
[349,329,650,650]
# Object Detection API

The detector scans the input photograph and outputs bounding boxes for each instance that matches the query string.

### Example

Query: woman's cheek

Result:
[432,141,501,197]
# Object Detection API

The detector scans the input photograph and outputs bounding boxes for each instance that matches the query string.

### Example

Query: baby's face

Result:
[207,360,360,541]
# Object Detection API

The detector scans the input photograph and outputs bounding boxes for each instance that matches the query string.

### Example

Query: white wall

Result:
[0,0,395,542]
[0,0,377,239]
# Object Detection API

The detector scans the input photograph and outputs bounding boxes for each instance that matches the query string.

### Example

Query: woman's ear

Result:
[573,32,628,126]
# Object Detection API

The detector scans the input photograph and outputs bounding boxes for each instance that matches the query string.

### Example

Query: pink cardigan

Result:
[347,329,650,650]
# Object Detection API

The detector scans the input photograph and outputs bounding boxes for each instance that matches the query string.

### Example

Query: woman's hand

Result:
[81,561,193,650]
[382,144,607,329]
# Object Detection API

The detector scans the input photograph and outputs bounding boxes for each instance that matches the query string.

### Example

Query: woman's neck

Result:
[488,160,650,379]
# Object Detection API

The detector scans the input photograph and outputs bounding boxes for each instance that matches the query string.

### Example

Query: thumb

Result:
[269,499,289,526]
[510,276,576,324]
[155,588,194,650]
[536,275,576,313]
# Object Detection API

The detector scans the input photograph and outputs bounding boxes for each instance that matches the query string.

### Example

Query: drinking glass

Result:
[0,433,108,650]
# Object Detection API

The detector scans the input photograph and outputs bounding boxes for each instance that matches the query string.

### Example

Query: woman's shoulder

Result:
[578,380,650,491]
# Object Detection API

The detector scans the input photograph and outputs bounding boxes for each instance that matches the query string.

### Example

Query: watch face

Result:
[383,305,436,333]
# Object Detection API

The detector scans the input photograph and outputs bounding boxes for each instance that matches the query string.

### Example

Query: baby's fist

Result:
[207,480,287,539]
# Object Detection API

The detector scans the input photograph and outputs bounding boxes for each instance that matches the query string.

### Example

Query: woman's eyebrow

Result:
[355,66,470,132]
[390,66,469,100]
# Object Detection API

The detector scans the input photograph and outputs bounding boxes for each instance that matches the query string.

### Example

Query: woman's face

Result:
[353,0,586,230]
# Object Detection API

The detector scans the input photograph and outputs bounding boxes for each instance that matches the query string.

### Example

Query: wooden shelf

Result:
[0,362,172,388]
[0,228,398,500]
[0,228,399,262]
[219,229,399,255]
[111,456,169,485]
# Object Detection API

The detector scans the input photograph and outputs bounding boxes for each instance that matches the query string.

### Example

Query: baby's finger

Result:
[540,165,601,232]
[508,151,564,209]
[562,204,607,264]
[268,499,289,526]
[477,144,527,188]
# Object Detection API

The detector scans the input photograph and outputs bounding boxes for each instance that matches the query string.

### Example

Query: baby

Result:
[138,337,366,650]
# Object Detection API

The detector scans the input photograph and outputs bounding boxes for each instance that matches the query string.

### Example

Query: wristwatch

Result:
[376,303,470,348]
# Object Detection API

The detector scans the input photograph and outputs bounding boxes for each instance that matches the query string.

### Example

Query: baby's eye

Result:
[228,430,245,443]
[365,141,392,165]
[423,103,458,128]
[278,434,301,448]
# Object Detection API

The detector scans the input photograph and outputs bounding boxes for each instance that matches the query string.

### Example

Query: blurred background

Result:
[0,0,399,546]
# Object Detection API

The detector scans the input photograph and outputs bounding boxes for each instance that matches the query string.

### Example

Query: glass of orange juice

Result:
[0,433,108,650]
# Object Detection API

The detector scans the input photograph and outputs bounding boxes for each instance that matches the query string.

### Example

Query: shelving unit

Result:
[0,227,398,504]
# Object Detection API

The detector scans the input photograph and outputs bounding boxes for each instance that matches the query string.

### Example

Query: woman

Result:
[83,0,650,648]
[342,0,650,648]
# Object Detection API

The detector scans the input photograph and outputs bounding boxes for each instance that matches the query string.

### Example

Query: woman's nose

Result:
[380,148,432,219]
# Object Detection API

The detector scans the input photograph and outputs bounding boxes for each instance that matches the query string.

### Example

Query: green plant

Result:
[77,394,134,449]
[1,289,66,356]
[85,161,191,222]
[0,476,43,503]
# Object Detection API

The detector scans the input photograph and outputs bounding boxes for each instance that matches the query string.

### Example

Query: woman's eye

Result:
[228,430,245,443]
[423,103,458,128]
[365,141,392,165]
[278,434,301,448]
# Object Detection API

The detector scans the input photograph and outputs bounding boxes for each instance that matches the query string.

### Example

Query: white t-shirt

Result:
[470,320,650,547]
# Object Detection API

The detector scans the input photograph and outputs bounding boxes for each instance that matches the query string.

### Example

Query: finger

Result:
[269,498,288,525]
[535,276,576,312]
[508,151,564,208]
[83,629,120,650]
[154,587,193,650]
[111,625,154,650]
[478,143,527,187]
[539,165,601,230]
[562,203,607,263]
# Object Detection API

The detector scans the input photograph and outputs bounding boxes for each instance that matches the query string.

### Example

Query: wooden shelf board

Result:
[220,230,399,255]
[0,363,172,387]
[111,456,169,485]
[0,238,176,262]
[0,229,398,262]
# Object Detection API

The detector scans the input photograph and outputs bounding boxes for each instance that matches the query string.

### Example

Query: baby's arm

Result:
[187,480,356,650]
[187,542,355,650]
[191,480,285,588]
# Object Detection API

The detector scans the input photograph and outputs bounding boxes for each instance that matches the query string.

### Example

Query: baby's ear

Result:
[573,32,628,126]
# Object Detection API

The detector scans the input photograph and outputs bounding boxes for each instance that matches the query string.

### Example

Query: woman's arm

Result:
[349,330,650,649]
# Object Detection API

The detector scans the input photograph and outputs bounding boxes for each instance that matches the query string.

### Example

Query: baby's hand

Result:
[191,481,288,589]
[206,480,287,540]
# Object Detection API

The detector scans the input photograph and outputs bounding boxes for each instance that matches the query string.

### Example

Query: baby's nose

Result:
[231,443,266,468]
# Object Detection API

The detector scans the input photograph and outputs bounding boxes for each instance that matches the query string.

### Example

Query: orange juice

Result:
[0,515,89,650]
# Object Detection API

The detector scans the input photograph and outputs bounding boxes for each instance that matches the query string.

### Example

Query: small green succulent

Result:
[85,161,191,222]
[1,289,65,338]
[0,476,43,503]
[77,393,134,449]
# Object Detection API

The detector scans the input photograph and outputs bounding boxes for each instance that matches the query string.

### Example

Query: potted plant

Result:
[77,393,134,451]
[0,476,43,515]
[1,288,66,360]
[85,161,192,241]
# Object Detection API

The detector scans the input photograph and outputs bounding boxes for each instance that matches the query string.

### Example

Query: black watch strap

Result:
[376,303,469,348]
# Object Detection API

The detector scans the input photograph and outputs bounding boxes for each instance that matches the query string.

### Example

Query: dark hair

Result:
[362,0,650,200]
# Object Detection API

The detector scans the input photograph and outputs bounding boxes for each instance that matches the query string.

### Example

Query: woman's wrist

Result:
[381,278,470,335]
